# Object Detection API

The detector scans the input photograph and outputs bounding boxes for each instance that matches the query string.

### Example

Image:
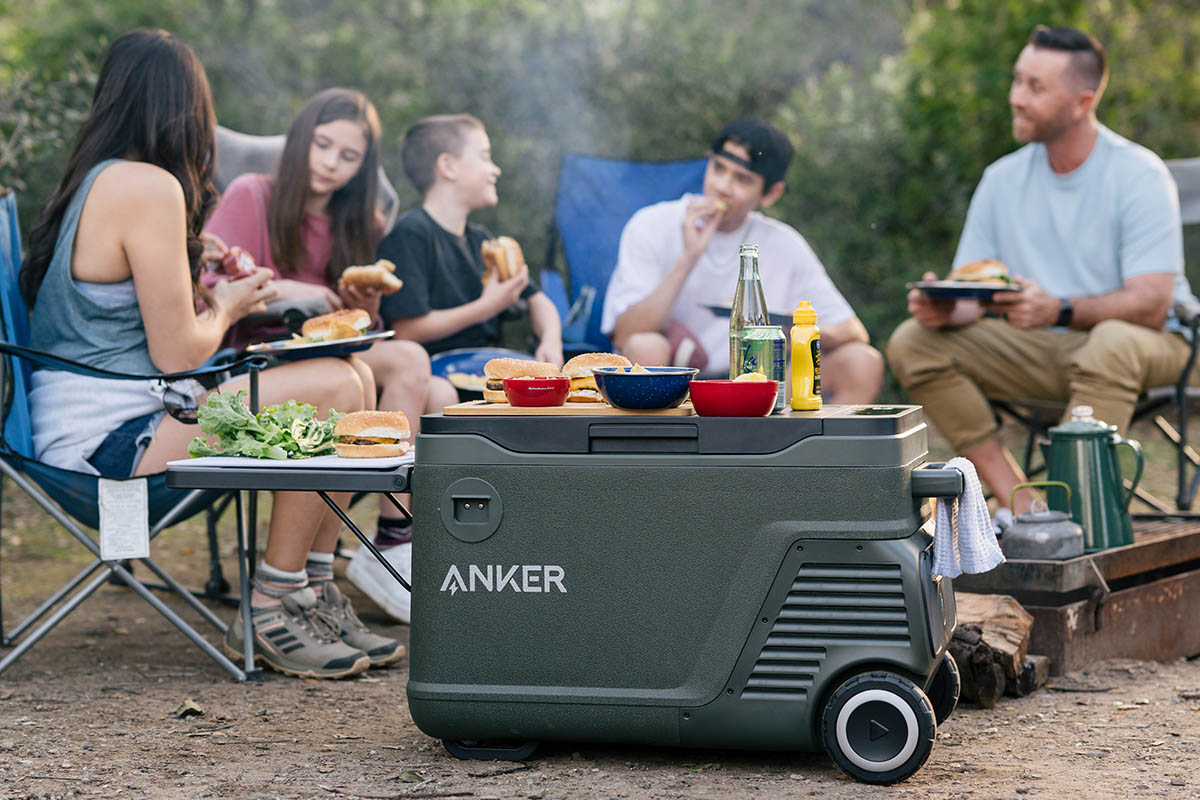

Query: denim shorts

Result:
[86,411,163,478]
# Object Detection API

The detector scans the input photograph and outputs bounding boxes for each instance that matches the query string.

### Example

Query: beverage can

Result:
[736,325,787,411]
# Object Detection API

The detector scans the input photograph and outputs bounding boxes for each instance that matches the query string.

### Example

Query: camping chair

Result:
[543,154,707,353]
[215,125,401,235]
[991,157,1200,512]
[0,189,261,680]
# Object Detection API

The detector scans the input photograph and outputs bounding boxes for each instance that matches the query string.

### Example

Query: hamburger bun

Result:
[949,259,1010,283]
[334,410,411,458]
[480,236,525,283]
[339,259,404,295]
[301,308,372,341]
[482,358,562,403]
[562,352,632,402]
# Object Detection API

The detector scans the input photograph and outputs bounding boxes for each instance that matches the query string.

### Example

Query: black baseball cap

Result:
[710,117,794,188]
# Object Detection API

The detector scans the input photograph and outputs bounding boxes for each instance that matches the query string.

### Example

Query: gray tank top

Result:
[30,158,157,374]
[27,159,204,475]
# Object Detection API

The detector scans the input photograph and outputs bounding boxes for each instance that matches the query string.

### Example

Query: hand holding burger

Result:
[334,411,411,458]
[480,236,526,284]
[338,259,404,295]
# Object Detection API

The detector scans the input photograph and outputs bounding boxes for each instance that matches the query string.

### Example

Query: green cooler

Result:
[407,405,961,784]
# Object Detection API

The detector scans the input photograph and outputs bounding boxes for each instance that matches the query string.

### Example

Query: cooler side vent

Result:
[740,564,909,702]
[779,563,910,646]
[740,644,826,701]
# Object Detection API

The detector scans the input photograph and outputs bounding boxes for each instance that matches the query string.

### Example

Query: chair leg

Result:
[0,475,5,646]
[137,557,228,633]
[0,462,255,680]
[103,559,250,681]
[204,496,232,598]
[1179,383,1192,511]
[0,570,112,676]
[4,560,106,645]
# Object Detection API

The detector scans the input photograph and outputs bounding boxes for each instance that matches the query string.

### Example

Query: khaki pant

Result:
[886,318,1196,453]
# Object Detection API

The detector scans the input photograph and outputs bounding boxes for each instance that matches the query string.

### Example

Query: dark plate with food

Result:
[905,280,1022,300]
[245,330,394,360]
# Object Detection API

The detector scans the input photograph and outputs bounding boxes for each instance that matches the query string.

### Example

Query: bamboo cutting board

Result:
[443,400,696,416]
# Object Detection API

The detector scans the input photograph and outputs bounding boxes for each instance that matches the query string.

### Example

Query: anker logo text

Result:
[440,564,566,595]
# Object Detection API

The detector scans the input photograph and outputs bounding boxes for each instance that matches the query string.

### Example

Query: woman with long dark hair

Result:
[23,29,403,678]
[206,88,453,624]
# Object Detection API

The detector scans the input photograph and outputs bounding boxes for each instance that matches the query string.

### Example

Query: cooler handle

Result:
[911,462,964,498]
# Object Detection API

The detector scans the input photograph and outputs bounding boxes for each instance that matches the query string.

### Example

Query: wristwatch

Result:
[1055,298,1074,328]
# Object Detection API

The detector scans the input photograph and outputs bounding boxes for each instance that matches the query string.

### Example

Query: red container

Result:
[688,379,779,417]
[503,376,569,407]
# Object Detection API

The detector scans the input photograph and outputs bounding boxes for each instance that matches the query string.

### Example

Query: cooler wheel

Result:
[442,739,538,761]
[821,671,936,785]
[926,653,961,725]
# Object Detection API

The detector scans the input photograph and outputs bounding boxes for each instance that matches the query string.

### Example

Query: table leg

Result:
[235,492,262,681]
[316,491,411,592]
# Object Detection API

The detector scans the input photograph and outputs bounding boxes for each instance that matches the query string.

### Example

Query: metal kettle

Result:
[1038,406,1144,552]
[1000,481,1084,560]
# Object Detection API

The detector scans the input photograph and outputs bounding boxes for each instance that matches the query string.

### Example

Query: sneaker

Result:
[346,541,412,624]
[224,587,371,679]
[318,583,406,667]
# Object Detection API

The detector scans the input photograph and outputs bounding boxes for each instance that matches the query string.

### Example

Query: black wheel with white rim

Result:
[926,653,961,726]
[821,671,936,784]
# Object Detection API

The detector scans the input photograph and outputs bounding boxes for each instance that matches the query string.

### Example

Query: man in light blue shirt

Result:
[888,25,1195,516]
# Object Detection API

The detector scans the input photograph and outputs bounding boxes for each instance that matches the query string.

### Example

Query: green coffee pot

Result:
[1038,406,1143,552]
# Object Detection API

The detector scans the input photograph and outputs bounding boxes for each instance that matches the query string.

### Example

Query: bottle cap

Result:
[793,300,817,324]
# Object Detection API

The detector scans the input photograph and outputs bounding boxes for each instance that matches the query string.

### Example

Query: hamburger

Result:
[949,259,1013,284]
[334,410,411,458]
[338,259,404,295]
[482,358,562,403]
[300,308,372,341]
[480,236,525,283]
[562,352,632,402]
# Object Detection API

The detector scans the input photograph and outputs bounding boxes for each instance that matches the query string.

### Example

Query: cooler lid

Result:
[420,404,923,455]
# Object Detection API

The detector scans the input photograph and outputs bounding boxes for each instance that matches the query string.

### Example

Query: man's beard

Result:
[1011,104,1076,144]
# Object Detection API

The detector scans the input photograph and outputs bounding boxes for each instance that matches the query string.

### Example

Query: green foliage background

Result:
[2,0,1199,391]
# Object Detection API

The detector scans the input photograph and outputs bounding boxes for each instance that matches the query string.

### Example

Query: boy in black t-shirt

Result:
[354,116,563,621]
[378,113,563,366]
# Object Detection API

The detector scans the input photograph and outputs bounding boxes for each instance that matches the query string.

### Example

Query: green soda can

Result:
[736,325,787,412]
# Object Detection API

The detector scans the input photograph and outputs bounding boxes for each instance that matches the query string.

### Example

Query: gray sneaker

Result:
[318,583,406,667]
[224,587,371,679]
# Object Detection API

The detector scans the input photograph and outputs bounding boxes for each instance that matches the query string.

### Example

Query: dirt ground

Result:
[4,559,1200,799]
[3,416,1200,799]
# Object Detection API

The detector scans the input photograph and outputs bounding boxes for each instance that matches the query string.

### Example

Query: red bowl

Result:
[688,379,778,417]
[503,376,569,407]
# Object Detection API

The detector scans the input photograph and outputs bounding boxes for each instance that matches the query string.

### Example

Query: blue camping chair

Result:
[0,190,261,680]
[545,155,707,352]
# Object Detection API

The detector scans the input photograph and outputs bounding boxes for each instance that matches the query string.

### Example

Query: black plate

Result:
[906,280,1021,300]
[245,330,395,360]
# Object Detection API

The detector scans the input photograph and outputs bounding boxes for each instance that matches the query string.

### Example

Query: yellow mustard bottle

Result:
[791,301,821,410]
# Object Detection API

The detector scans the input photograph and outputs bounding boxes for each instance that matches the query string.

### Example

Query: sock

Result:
[251,562,308,611]
[306,551,335,596]
[373,516,412,549]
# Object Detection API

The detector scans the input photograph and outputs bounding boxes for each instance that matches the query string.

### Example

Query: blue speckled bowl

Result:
[592,366,700,410]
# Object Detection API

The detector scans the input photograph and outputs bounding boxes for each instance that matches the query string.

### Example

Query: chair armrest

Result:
[1176,300,1200,330]
[0,341,268,383]
[242,297,334,335]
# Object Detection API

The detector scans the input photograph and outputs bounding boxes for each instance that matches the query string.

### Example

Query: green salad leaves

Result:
[187,390,344,459]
